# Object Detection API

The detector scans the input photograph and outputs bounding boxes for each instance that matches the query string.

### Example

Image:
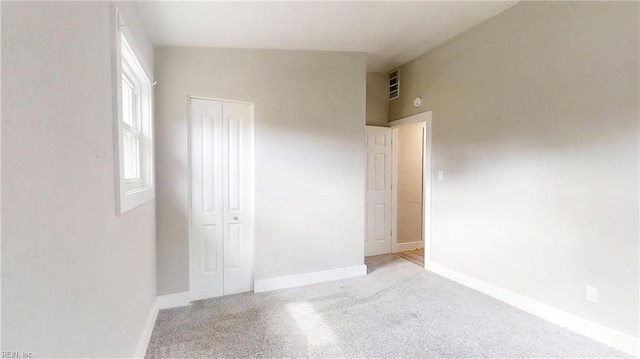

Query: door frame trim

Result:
[388,111,432,269]
[187,95,256,301]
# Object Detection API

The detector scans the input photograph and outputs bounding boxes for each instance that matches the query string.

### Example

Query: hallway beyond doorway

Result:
[395,248,424,266]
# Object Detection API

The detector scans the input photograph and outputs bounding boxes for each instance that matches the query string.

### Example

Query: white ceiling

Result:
[136,1,518,72]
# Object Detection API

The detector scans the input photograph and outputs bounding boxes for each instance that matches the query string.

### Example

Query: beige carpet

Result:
[146,254,628,358]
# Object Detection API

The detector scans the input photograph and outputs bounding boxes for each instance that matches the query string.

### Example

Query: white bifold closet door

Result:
[190,98,253,301]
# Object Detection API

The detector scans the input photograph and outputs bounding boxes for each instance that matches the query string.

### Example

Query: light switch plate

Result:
[437,170,445,181]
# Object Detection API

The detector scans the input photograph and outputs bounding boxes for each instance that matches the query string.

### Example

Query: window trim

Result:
[113,6,154,214]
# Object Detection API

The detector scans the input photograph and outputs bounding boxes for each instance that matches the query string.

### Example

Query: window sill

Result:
[118,186,154,214]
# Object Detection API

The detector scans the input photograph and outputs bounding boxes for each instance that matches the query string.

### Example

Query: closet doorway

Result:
[189,97,254,301]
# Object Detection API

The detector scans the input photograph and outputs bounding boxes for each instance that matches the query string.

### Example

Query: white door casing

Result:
[388,111,433,268]
[190,98,254,301]
[365,126,393,256]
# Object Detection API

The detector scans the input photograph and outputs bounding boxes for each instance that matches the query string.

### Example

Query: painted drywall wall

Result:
[389,1,639,337]
[2,2,156,356]
[366,72,389,126]
[396,122,424,244]
[155,47,366,294]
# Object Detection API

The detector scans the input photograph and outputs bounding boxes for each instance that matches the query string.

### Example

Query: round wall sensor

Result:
[413,97,423,107]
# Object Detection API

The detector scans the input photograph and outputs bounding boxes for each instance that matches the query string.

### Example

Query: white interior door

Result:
[221,102,253,296]
[190,98,254,301]
[365,126,392,256]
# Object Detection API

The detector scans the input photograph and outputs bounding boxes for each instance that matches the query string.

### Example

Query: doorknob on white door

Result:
[233,216,238,221]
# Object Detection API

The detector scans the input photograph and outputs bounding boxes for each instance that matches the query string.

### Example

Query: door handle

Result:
[233,216,239,221]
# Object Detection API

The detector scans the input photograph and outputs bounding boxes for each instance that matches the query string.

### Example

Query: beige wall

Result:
[396,122,424,244]
[2,2,156,357]
[155,47,366,295]
[366,72,389,126]
[390,1,639,336]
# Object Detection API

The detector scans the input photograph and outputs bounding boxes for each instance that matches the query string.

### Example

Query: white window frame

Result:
[113,7,154,214]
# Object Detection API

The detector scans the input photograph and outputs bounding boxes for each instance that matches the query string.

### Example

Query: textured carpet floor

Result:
[146,255,629,358]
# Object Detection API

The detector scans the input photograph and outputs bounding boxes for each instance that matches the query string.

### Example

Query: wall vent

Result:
[388,69,399,100]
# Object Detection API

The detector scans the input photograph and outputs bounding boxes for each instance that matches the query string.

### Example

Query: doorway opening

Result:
[392,120,426,266]
[364,111,432,268]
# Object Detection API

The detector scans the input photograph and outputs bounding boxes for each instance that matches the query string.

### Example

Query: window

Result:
[115,9,154,214]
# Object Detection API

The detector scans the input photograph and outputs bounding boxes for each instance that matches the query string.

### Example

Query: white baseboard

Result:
[132,291,191,358]
[428,262,638,356]
[157,291,191,309]
[393,241,424,253]
[132,298,158,359]
[254,264,367,293]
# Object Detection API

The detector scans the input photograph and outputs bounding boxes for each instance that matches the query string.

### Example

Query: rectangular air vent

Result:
[389,69,399,100]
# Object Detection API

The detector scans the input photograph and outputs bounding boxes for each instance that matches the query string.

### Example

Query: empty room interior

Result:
[2,1,639,358]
